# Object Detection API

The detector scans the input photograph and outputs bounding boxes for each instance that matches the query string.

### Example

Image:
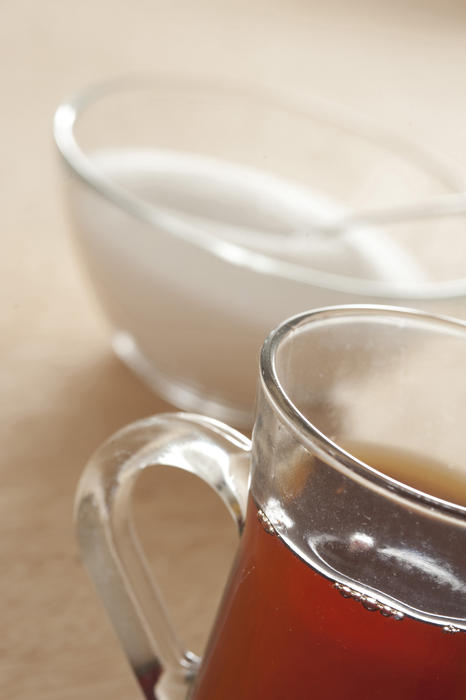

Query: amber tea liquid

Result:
[190,447,466,700]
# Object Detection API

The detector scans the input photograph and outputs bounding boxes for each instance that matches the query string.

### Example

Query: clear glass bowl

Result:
[54,75,466,426]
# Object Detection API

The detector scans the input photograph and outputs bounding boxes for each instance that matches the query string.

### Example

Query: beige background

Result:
[2,1,466,697]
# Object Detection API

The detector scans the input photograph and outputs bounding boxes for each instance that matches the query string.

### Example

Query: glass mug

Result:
[75,306,466,699]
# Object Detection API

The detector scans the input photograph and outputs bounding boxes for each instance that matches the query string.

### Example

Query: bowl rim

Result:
[53,73,466,300]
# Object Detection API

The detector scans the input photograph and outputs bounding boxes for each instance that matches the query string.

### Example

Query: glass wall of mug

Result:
[76,306,466,700]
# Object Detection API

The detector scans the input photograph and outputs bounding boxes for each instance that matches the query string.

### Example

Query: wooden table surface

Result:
[2,1,466,697]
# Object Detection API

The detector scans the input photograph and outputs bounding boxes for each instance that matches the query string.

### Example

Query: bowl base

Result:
[112,331,253,429]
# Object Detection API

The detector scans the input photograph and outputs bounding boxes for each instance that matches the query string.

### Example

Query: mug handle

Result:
[75,412,251,700]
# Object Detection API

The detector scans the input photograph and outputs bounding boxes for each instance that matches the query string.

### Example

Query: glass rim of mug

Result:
[260,304,466,519]
[53,73,466,301]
